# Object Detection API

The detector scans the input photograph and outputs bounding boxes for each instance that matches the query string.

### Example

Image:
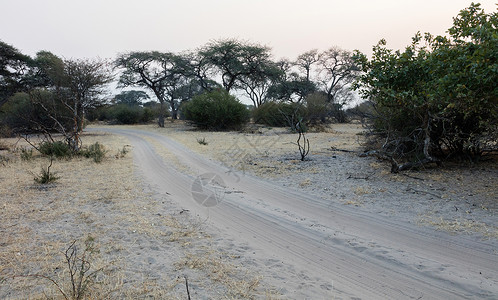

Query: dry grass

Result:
[417,216,498,238]
[174,248,262,299]
[139,121,364,179]
[0,132,271,299]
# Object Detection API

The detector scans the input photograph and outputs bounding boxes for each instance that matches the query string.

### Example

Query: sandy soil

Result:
[132,121,497,240]
[0,133,270,299]
[1,122,496,299]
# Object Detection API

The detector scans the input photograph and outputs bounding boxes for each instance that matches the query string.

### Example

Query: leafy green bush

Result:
[182,90,249,130]
[0,91,74,136]
[112,104,142,124]
[353,3,497,163]
[81,142,107,163]
[141,107,156,123]
[90,104,159,124]
[304,93,330,125]
[253,101,306,128]
[38,141,72,158]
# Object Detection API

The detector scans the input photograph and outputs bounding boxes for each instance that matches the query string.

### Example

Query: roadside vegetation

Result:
[0,2,496,298]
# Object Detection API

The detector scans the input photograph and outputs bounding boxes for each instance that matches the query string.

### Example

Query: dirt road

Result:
[91,127,497,299]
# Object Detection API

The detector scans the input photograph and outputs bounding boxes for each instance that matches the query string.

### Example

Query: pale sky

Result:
[1,0,495,61]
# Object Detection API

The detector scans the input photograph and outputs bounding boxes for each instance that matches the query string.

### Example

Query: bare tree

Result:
[294,49,321,82]
[31,55,112,150]
[317,47,359,104]
[63,58,113,148]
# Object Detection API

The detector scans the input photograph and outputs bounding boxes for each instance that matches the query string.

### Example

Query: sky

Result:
[1,0,496,61]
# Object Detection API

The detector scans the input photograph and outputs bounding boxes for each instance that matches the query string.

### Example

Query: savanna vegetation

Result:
[353,3,497,171]
[0,3,496,298]
[0,2,496,168]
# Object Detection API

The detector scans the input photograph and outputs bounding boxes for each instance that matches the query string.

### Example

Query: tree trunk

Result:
[170,100,178,120]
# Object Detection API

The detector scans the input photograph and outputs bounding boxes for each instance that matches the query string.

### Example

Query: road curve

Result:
[89,127,498,299]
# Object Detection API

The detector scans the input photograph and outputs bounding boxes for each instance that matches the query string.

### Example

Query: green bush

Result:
[304,93,330,125]
[1,91,75,136]
[353,4,497,161]
[253,101,306,128]
[182,90,249,130]
[112,104,142,124]
[80,142,107,163]
[38,141,72,158]
[20,147,34,161]
[141,107,155,123]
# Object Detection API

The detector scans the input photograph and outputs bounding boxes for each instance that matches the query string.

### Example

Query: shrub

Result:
[304,93,330,125]
[182,90,249,130]
[81,142,107,163]
[253,102,306,129]
[353,4,497,165]
[112,104,142,124]
[34,159,59,184]
[140,107,155,123]
[38,141,72,158]
[20,147,34,161]
[1,91,74,136]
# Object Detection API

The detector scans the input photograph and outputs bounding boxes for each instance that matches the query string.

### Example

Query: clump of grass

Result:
[34,159,59,184]
[115,145,129,159]
[197,137,208,145]
[81,142,107,163]
[20,147,34,161]
[175,248,261,298]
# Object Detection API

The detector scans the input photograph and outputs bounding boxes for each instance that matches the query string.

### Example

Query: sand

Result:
[1,122,496,299]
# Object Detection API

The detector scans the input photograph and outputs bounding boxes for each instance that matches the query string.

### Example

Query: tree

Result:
[295,49,321,82]
[237,60,283,107]
[115,51,192,124]
[267,72,317,103]
[32,55,112,150]
[316,47,360,122]
[353,3,497,169]
[198,39,274,93]
[181,51,220,92]
[114,90,149,106]
[0,40,34,108]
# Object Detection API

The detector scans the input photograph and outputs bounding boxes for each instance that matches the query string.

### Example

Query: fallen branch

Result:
[329,147,358,153]
[185,276,191,300]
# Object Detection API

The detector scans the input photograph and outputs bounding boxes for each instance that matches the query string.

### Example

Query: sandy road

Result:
[90,127,497,299]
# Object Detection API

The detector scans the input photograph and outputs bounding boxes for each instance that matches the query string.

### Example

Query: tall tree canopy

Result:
[115,51,193,124]
[114,90,150,106]
[0,41,34,108]
[199,39,275,95]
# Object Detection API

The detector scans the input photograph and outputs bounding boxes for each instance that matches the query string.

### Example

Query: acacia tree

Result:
[0,41,34,108]
[199,39,275,93]
[317,47,359,103]
[316,47,360,122]
[115,51,192,124]
[295,49,321,82]
[353,3,497,169]
[114,90,150,106]
[237,60,283,107]
[181,51,220,92]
